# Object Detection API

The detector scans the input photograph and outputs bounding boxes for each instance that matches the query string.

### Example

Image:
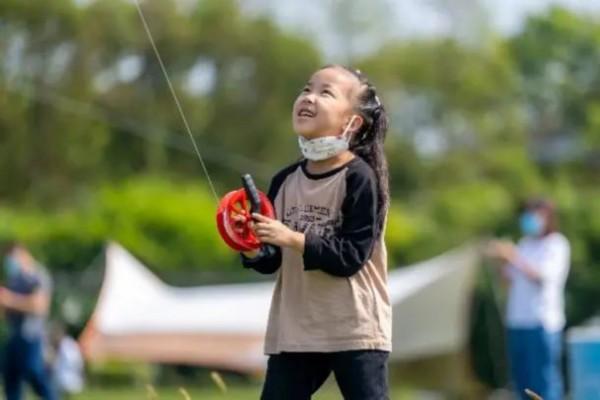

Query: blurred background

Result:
[1,0,600,398]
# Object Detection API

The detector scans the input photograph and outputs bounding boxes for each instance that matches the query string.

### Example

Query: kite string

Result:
[133,0,220,203]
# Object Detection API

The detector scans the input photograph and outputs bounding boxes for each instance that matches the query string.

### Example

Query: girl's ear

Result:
[347,114,364,135]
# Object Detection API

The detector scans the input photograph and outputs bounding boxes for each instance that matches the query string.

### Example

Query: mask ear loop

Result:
[341,115,358,143]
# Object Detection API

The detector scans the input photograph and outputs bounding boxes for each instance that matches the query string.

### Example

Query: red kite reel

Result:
[216,175,275,252]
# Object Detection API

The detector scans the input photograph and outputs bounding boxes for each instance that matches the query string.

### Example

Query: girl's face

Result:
[292,67,361,140]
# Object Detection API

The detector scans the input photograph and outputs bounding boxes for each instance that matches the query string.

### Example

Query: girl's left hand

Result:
[252,213,304,252]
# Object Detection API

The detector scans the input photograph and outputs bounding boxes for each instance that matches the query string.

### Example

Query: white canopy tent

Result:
[80,242,481,374]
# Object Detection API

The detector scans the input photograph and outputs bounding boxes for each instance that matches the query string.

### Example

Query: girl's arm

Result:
[241,247,282,275]
[302,162,379,278]
[240,163,300,274]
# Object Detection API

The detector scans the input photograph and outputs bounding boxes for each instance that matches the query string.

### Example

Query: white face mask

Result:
[298,115,358,161]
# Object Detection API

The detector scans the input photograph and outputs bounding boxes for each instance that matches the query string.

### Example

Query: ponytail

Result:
[352,84,389,236]
[326,66,390,235]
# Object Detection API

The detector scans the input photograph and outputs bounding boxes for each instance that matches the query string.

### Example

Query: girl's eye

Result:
[322,89,334,97]
[301,87,310,93]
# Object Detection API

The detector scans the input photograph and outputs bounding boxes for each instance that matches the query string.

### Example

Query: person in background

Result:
[49,322,84,399]
[488,198,570,400]
[0,242,57,400]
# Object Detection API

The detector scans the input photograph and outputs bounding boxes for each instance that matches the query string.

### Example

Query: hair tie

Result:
[374,95,381,107]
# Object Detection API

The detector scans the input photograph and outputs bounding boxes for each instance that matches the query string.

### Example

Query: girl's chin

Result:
[296,132,323,140]
[293,127,318,139]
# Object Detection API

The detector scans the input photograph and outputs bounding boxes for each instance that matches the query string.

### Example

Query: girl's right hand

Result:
[230,212,261,258]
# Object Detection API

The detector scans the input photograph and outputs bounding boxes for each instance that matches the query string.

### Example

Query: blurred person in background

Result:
[0,243,57,400]
[488,198,570,400]
[49,322,84,399]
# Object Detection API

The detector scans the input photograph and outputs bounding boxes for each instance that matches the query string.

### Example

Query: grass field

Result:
[71,382,412,399]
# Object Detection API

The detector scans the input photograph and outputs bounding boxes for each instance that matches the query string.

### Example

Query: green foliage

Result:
[510,7,600,165]
[0,177,235,271]
[98,177,232,269]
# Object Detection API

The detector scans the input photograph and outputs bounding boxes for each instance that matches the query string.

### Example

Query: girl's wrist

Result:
[288,231,305,253]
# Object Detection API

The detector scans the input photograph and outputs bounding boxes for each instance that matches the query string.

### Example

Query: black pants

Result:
[261,350,389,400]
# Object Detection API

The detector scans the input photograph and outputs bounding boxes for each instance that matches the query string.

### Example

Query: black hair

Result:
[321,65,390,234]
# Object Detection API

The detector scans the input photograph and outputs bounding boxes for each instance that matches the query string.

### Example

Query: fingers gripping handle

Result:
[241,174,276,257]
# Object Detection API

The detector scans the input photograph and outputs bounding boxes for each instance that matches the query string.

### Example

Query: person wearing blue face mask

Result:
[487,199,570,400]
[0,242,57,400]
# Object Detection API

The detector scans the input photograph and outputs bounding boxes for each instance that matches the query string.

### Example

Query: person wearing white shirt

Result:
[49,323,85,399]
[488,198,570,400]
[54,335,84,397]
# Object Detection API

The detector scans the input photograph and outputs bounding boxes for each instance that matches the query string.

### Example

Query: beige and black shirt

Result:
[242,157,391,354]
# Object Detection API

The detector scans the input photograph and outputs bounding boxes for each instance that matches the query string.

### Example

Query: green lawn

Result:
[71,383,412,400]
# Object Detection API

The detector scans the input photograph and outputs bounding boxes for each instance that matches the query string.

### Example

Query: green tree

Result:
[510,7,600,161]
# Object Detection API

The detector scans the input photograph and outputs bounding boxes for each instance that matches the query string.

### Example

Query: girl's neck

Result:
[305,150,355,175]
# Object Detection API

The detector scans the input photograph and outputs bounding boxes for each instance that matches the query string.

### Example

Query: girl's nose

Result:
[302,93,316,104]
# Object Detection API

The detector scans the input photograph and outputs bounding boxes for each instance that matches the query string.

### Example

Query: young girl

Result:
[241,65,391,400]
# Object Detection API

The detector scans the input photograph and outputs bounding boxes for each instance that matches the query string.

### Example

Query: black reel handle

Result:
[241,174,277,257]
[242,174,262,215]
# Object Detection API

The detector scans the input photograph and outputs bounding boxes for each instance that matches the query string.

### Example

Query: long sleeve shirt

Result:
[506,232,570,332]
[242,157,391,354]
